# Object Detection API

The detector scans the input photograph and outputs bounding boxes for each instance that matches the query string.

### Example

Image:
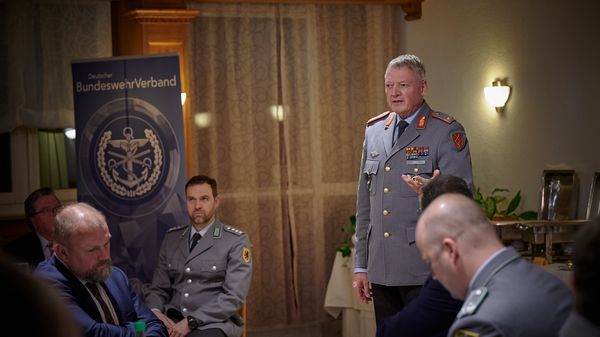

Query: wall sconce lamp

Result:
[484,79,511,113]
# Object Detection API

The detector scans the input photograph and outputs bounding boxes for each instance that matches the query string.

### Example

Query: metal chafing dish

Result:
[494,219,586,263]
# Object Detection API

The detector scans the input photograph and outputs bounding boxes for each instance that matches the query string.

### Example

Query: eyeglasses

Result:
[33,205,63,216]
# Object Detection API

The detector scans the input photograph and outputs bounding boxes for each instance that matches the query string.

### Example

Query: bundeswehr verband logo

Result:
[78,97,181,217]
[97,126,163,198]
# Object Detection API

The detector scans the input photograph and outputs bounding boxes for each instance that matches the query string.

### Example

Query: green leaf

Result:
[491,188,509,195]
[518,211,538,220]
[474,187,483,203]
[483,197,496,219]
[336,244,352,257]
[506,190,521,215]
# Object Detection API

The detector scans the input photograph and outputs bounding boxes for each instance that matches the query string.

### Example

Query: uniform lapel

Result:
[382,112,396,156]
[177,227,191,260]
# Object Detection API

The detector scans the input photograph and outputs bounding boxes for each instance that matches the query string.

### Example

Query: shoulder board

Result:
[431,111,455,124]
[457,287,488,318]
[366,111,391,125]
[223,225,244,236]
[167,225,187,233]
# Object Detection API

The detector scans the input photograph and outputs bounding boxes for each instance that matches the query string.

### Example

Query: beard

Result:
[190,210,214,226]
[82,259,113,283]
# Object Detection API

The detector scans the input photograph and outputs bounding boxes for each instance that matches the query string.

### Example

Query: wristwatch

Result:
[187,316,200,330]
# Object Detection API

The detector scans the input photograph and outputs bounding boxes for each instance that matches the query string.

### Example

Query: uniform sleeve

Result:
[435,121,474,191]
[354,127,371,270]
[145,236,173,312]
[191,234,252,324]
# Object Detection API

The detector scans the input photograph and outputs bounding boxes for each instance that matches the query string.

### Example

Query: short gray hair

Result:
[385,54,426,82]
[54,202,107,245]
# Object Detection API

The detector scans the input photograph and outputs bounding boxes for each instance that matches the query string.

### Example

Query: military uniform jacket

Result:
[355,102,473,286]
[145,220,252,337]
[448,248,573,337]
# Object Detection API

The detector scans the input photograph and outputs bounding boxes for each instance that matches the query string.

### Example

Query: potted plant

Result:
[473,187,538,220]
[336,215,356,257]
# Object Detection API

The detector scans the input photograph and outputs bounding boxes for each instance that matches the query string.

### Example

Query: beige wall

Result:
[401,0,600,217]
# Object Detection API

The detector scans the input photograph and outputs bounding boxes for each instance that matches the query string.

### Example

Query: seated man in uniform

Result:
[416,194,572,337]
[145,175,252,337]
[35,202,167,337]
[377,175,470,337]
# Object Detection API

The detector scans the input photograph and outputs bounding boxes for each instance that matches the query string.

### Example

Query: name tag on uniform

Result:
[407,160,426,165]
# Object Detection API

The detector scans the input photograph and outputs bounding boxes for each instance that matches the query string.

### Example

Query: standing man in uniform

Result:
[3,187,62,269]
[145,175,252,337]
[353,54,473,325]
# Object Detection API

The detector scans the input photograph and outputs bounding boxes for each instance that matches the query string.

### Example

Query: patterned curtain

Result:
[0,0,112,133]
[188,2,402,329]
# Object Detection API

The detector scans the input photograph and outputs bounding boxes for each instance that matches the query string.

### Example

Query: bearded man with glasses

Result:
[3,187,62,269]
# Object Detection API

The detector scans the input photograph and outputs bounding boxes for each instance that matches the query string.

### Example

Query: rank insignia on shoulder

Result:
[242,247,251,263]
[454,329,479,337]
[431,111,455,124]
[367,111,391,125]
[224,225,244,236]
[457,287,488,318]
[451,131,467,151]
[416,115,427,129]
[167,225,187,233]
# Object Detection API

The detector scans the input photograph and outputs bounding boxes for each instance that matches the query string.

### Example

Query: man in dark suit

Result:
[3,187,62,268]
[36,202,167,337]
[417,194,572,337]
[377,175,471,337]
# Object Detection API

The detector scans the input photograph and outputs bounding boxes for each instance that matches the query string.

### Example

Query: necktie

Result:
[393,120,409,146]
[190,233,202,252]
[86,282,116,324]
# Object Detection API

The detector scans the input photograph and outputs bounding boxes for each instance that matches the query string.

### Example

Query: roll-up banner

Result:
[72,54,188,282]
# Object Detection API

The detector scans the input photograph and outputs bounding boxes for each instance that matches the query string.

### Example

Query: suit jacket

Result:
[36,256,167,337]
[448,248,573,337]
[355,102,474,286]
[145,220,252,337]
[2,231,45,269]
[377,275,462,337]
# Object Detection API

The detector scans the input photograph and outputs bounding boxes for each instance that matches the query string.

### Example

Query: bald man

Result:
[416,194,572,337]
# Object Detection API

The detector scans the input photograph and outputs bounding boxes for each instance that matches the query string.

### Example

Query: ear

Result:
[421,79,429,96]
[441,237,459,264]
[214,195,221,208]
[55,243,68,261]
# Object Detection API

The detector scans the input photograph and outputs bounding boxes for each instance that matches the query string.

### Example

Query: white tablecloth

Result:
[324,251,376,337]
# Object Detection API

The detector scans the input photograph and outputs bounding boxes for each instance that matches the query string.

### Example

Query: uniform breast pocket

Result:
[364,160,379,196]
[404,158,434,178]
[197,260,227,283]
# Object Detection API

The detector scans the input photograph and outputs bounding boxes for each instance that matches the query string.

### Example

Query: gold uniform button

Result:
[383,210,389,216]
[413,167,419,173]
[385,166,391,172]
[383,187,389,193]
[384,232,390,238]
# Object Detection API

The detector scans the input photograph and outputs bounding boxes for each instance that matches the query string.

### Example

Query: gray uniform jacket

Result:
[448,248,573,337]
[145,220,252,337]
[355,102,473,286]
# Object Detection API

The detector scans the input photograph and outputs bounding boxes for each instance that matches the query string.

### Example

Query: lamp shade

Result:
[484,80,511,112]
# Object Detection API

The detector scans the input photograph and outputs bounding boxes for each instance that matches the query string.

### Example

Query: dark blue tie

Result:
[393,120,409,146]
